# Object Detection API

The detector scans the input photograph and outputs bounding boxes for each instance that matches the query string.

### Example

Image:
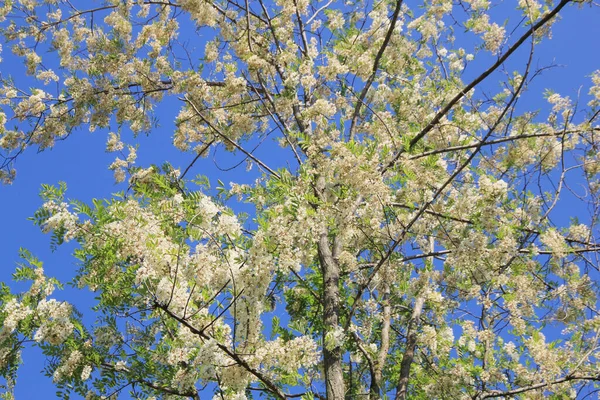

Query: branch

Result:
[99,363,200,399]
[350,331,378,399]
[374,284,391,399]
[408,128,599,160]
[348,0,404,141]
[184,95,281,179]
[389,202,600,248]
[346,34,534,329]
[394,297,425,400]
[383,0,572,173]
[479,374,600,399]
[179,140,215,181]
[155,302,287,400]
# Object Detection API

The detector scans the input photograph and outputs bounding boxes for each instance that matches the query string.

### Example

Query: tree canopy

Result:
[1,0,600,399]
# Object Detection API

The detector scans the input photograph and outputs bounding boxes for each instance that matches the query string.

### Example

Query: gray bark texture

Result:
[319,233,345,400]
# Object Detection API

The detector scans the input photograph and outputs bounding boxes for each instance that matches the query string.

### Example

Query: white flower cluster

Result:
[105,132,124,152]
[547,93,572,124]
[327,10,344,30]
[42,200,79,242]
[14,90,47,121]
[53,350,82,382]
[478,175,508,200]
[303,99,337,119]
[80,365,92,381]
[108,146,138,183]
[540,228,567,259]
[129,166,154,185]
[114,360,128,371]
[568,224,590,241]
[482,23,505,53]
[324,325,345,350]
[104,11,132,39]
[250,336,319,376]
[2,299,33,332]
[525,332,563,380]
[34,299,74,346]
[180,0,218,26]
[35,70,59,85]
[589,70,600,108]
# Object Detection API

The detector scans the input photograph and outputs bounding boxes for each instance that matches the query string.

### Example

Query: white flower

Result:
[53,350,83,382]
[106,132,124,152]
[114,360,128,371]
[540,229,567,258]
[304,99,337,119]
[36,70,59,84]
[34,299,74,345]
[2,299,32,332]
[568,224,589,241]
[325,325,345,350]
[81,365,92,381]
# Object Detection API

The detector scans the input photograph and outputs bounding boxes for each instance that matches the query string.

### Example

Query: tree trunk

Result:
[370,284,391,400]
[396,238,434,399]
[319,233,345,400]
[395,296,424,400]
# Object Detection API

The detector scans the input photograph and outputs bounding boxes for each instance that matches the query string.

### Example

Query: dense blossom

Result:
[0,0,599,399]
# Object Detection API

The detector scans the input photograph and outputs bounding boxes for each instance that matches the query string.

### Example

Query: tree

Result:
[1,0,600,398]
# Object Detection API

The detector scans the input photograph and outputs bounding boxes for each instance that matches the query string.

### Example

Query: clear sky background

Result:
[1,1,600,398]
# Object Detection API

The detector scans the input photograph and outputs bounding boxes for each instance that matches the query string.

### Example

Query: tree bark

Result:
[370,283,391,400]
[319,233,345,400]
[395,296,424,400]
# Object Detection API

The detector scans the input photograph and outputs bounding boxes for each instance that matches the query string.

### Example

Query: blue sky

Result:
[1,1,600,398]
